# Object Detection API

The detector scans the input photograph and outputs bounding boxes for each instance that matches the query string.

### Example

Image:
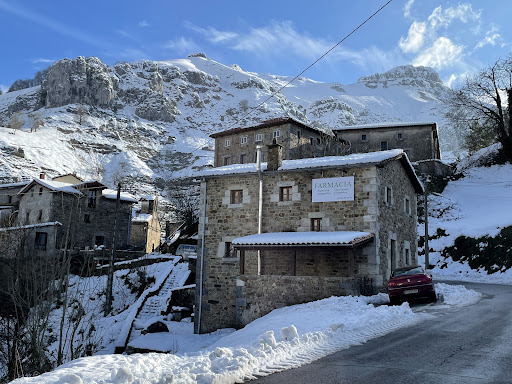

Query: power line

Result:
[223,0,394,130]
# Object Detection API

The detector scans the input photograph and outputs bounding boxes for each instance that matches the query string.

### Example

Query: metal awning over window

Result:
[232,231,374,249]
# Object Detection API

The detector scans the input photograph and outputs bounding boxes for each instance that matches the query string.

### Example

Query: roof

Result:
[0,181,30,189]
[196,149,424,194]
[18,179,83,196]
[132,213,152,223]
[231,231,374,247]
[334,121,437,131]
[102,189,138,203]
[209,116,333,138]
[0,221,62,232]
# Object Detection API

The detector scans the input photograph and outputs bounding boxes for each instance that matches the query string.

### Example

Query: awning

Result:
[231,231,374,248]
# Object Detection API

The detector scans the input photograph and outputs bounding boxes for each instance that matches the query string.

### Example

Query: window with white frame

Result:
[404,196,411,215]
[255,133,263,142]
[273,130,280,139]
[361,134,368,142]
[225,138,232,147]
[240,136,248,145]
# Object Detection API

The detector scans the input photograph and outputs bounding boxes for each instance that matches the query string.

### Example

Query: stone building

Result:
[0,181,29,225]
[210,117,345,167]
[333,122,441,162]
[11,176,136,256]
[194,147,423,333]
[131,195,161,253]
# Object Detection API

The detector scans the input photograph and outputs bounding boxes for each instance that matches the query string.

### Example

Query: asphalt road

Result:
[254,282,512,384]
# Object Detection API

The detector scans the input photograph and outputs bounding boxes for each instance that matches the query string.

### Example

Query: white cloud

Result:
[138,20,149,28]
[412,37,463,69]
[475,28,501,49]
[32,58,55,64]
[399,21,426,53]
[165,37,201,54]
[231,21,330,59]
[444,73,458,88]
[404,0,415,18]
[185,22,238,44]
[428,4,480,30]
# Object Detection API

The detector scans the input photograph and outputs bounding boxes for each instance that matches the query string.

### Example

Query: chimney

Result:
[39,172,46,180]
[266,140,283,171]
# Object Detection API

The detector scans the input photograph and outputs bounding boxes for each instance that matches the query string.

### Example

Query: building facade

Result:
[210,117,345,167]
[131,195,161,253]
[194,148,423,333]
[334,122,441,162]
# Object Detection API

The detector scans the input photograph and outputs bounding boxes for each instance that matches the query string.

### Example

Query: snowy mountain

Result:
[0,54,457,199]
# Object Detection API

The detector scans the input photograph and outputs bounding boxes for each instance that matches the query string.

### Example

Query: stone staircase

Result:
[124,262,191,347]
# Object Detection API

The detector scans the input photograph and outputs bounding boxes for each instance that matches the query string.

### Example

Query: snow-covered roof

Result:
[0,181,29,189]
[232,231,374,247]
[210,116,332,138]
[196,149,424,193]
[18,179,83,196]
[102,189,138,203]
[132,213,152,223]
[334,121,437,131]
[0,221,62,232]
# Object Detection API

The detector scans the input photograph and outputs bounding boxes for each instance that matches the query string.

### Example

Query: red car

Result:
[388,265,437,305]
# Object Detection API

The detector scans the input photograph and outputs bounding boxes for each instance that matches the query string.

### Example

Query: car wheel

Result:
[429,293,438,303]
[389,297,400,306]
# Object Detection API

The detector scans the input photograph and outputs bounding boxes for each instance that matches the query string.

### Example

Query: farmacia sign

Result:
[312,176,354,202]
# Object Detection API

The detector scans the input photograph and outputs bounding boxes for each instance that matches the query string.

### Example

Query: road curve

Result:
[254,282,512,384]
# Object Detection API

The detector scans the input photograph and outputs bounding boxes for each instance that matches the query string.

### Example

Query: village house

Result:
[0,180,29,225]
[333,122,441,162]
[210,117,346,167]
[130,195,161,253]
[2,174,137,256]
[194,145,423,333]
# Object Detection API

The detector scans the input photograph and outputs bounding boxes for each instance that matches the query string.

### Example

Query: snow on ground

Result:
[418,157,512,285]
[11,284,479,384]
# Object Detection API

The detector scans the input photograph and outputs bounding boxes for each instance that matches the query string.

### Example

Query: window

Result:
[273,130,280,139]
[37,210,43,221]
[35,232,48,250]
[95,236,105,247]
[311,218,322,232]
[390,239,397,269]
[223,156,232,166]
[361,134,368,142]
[224,242,232,258]
[240,154,248,164]
[397,133,403,141]
[25,211,30,224]
[8,195,12,204]
[316,137,321,145]
[381,141,388,151]
[404,197,411,215]
[310,137,314,145]
[88,190,97,208]
[230,190,243,204]
[84,214,91,223]
[385,187,392,205]
[225,138,232,147]
[280,186,292,201]
[405,248,411,265]
[39,187,43,196]
[255,133,263,142]
[240,136,248,145]
[297,131,301,140]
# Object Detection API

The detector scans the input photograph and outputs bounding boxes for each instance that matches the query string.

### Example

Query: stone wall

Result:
[213,122,340,167]
[235,275,360,328]
[335,125,439,162]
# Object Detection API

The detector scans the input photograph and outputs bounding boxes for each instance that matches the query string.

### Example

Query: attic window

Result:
[240,136,248,145]
[361,134,368,142]
[397,133,403,141]
[88,190,97,208]
[225,138,232,147]
[316,137,321,145]
[273,130,280,138]
[230,190,243,204]
[39,187,43,196]
[297,131,301,140]
[255,133,263,142]
[381,141,388,151]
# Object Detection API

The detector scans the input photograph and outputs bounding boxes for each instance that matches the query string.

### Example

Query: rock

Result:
[42,56,115,108]
[149,71,164,94]
[135,93,178,122]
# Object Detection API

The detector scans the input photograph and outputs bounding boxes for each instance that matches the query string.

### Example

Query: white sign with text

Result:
[312,176,354,202]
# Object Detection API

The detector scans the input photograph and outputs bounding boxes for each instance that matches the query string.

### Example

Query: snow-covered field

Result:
[11,284,480,384]
[419,146,512,284]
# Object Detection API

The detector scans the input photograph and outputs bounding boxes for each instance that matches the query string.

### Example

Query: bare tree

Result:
[8,112,23,135]
[28,112,44,133]
[75,104,88,126]
[167,182,200,237]
[447,56,512,159]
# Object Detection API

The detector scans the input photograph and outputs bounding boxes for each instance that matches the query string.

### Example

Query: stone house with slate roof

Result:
[194,145,424,333]
[6,175,137,256]
[210,117,345,167]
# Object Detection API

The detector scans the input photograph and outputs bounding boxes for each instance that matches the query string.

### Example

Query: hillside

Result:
[0,55,456,201]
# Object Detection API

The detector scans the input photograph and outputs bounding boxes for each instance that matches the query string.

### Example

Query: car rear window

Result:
[393,266,424,277]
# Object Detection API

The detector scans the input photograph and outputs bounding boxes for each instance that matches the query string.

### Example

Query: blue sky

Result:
[0,0,510,92]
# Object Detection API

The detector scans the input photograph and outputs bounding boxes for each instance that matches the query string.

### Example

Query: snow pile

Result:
[436,283,482,306]
[11,284,480,384]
